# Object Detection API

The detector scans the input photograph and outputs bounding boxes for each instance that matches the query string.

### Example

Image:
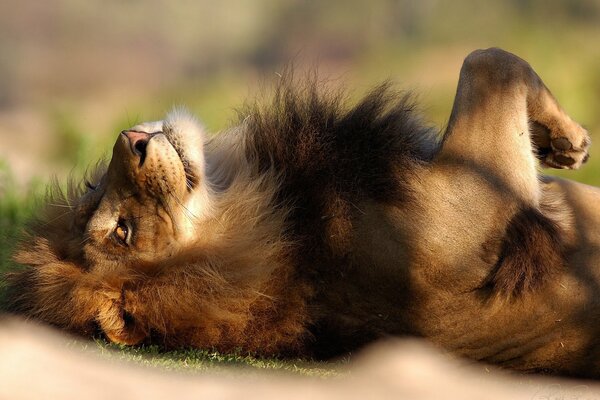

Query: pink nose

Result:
[121,130,153,157]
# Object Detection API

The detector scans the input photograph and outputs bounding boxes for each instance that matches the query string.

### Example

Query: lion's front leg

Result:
[417,48,591,297]
[437,47,590,206]
[528,90,590,169]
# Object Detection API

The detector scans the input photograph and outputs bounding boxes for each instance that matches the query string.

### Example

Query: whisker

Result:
[48,203,75,209]
[40,210,75,227]
[79,235,92,246]
[169,192,200,223]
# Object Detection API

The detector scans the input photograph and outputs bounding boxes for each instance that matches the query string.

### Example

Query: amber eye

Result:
[114,220,130,245]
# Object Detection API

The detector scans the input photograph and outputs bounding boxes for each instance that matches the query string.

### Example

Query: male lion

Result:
[3,48,600,377]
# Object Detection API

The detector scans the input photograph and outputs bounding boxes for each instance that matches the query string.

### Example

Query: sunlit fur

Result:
[5,138,314,354]
[4,49,600,377]
[4,78,435,354]
[5,78,437,355]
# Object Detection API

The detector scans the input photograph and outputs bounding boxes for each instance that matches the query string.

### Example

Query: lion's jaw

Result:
[129,109,213,245]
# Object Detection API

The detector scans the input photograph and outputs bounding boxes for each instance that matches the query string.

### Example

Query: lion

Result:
[3,48,600,377]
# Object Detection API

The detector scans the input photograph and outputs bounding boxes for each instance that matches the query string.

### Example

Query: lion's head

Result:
[78,110,209,277]
[4,109,309,353]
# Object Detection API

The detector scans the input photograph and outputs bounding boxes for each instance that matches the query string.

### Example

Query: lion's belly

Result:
[546,177,600,273]
[326,177,600,375]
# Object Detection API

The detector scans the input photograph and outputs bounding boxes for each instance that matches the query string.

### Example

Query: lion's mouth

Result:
[121,130,199,191]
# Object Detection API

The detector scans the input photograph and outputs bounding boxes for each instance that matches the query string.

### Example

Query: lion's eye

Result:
[114,219,130,245]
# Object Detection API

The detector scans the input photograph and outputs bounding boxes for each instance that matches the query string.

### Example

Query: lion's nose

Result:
[121,130,154,160]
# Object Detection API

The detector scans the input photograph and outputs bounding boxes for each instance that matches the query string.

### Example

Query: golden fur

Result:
[4,48,600,377]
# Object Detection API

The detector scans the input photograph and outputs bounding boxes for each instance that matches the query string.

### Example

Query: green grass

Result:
[0,160,40,282]
[87,340,345,376]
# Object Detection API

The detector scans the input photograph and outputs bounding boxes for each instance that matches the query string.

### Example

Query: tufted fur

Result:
[4,49,600,377]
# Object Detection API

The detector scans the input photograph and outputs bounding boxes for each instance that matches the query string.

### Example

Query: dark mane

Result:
[243,77,438,201]
[241,76,437,263]
[1,162,107,314]
[234,77,440,356]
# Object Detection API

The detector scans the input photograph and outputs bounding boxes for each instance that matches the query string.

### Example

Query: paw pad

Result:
[551,137,572,151]
[540,124,590,170]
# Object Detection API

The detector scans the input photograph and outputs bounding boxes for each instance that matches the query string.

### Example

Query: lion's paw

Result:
[537,120,590,170]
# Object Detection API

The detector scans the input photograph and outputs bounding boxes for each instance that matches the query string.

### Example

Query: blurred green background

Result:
[0,0,598,371]
[0,0,599,267]
[1,0,599,188]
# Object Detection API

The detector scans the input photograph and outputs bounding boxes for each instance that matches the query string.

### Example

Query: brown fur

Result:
[5,170,313,355]
[480,207,564,297]
[3,48,600,377]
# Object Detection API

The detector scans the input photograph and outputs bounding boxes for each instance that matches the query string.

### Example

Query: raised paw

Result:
[534,120,591,170]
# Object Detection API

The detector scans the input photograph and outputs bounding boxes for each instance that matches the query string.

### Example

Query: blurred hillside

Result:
[0,0,599,190]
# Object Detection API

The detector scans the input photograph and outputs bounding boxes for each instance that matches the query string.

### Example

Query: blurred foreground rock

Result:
[1,317,599,400]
